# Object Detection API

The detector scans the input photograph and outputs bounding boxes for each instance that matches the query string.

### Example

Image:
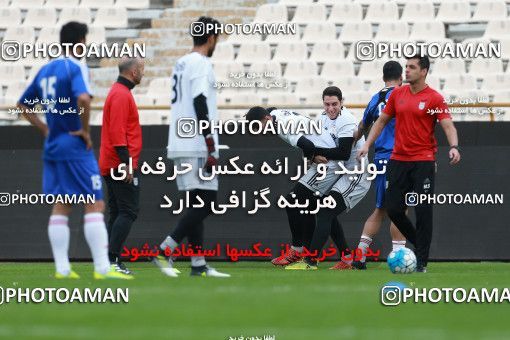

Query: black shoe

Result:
[113,261,133,275]
[416,265,427,273]
[352,260,367,270]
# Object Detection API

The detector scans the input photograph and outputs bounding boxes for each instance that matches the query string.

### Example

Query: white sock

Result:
[84,212,110,275]
[392,240,406,251]
[191,256,206,267]
[160,236,179,253]
[291,246,303,253]
[358,235,373,262]
[48,215,71,275]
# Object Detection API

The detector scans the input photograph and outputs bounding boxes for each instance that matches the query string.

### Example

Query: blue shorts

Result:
[43,155,103,201]
[374,158,389,209]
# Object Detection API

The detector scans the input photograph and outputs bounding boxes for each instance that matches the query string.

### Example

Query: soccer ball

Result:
[387,247,417,274]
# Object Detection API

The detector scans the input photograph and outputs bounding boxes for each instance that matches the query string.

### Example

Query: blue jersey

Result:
[19,57,93,161]
[362,87,396,159]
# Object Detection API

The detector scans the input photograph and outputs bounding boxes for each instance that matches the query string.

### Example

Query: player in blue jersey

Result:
[351,61,407,270]
[17,22,131,280]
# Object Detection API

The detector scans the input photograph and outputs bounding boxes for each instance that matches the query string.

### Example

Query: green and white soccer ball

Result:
[387,247,417,274]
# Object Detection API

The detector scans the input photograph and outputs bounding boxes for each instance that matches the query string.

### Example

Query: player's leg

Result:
[410,161,435,272]
[385,160,417,245]
[44,159,77,278]
[67,157,132,280]
[105,172,140,274]
[390,221,406,250]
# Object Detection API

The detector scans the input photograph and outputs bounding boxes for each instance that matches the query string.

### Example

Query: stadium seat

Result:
[339,22,373,43]
[0,0,9,7]
[426,75,441,90]
[212,61,244,82]
[301,92,324,106]
[443,74,477,92]
[364,2,399,23]
[358,60,391,80]
[265,31,300,43]
[272,42,308,63]
[0,8,21,28]
[401,3,435,22]
[332,76,364,93]
[10,0,43,8]
[229,92,263,106]
[493,90,510,102]
[301,22,337,44]
[291,4,327,23]
[4,27,35,44]
[249,61,282,78]
[94,8,128,28]
[432,58,466,75]
[295,77,329,98]
[500,38,510,61]
[236,43,271,63]
[284,61,318,81]
[279,0,314,4]
[133,94,155,106]
[309,42,346,62]
[115,0,150,9]
[227,31,262,44]
[87,26,107,45]
[374,22,409,42]
[0,64,25,87]
[321,60,355,78]
[252,4,288,23]
[469,59,503,76]
[265,92,300,106]
[36,27,59,45]
[409,22,446,41]
[80,0,115,8]
[481,74,510,91]
[472,1,507,21]
[210,42,235,62]
[5,81,28,101]
[139,112,166,125]
[327,3,363,24]
[57,8,92,26]
[27,64,44,83]
[153,96,169,107]
[148,78,172,96]
[483,20,510,39]
[394,0,432,4]
[24,8,57,28]
[347,91,372,105]
[436,2,471,23]
[45,0,79,8]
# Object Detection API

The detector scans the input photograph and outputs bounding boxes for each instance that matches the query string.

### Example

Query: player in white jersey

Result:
[153,17,229,278]
[246,87,357,267]
[295,136,372,270]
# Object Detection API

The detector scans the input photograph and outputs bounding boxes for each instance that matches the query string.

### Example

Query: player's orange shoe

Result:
[329,261,353,270]
[271,248,302,266]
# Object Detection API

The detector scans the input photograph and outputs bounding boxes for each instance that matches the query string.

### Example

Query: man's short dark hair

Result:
[60,21,88,46]
[383,61,403,82]
[245,106,269,121]
[322,86,342,101]
[406,52,430,73]
[192,16,221,46]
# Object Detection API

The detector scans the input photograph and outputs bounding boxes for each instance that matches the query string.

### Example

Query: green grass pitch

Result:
[0,262,509,339]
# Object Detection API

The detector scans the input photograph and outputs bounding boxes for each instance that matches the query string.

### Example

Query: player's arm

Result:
[439,118,460,165]
[69,93,93,150]
[17,103,48,137]
[108,94,133,182]
[193,93,217,172]
[314,137,354,160]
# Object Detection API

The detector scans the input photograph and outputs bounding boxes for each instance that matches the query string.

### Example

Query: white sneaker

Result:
[152,255,180,277]
[190,266,231,277]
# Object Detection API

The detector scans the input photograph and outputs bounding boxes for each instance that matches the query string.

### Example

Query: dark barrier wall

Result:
[1,122,509,261]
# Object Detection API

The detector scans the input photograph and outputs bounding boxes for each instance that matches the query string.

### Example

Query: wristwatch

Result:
[450,145,460,151]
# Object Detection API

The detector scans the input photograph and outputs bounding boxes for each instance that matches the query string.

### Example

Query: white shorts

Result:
[174,157,218,192]
[298,163,341,196]
[330,172,371,212]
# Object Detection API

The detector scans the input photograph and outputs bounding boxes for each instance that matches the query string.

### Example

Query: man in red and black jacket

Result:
[358,53,461,273]
[99,57,144,275]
